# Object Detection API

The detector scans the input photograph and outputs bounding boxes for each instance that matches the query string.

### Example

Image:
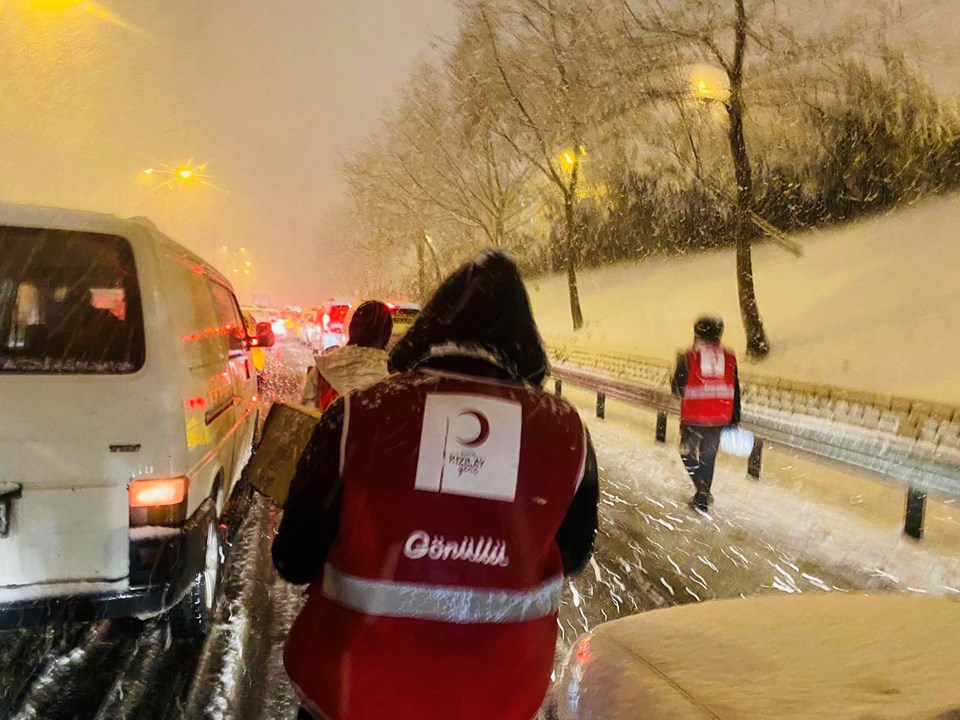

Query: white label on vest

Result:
[699,347,726,378]
[414,393,522,502]
[403,530,510,566]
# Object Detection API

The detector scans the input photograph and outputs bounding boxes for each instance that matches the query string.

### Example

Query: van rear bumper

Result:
[0,501,213,631]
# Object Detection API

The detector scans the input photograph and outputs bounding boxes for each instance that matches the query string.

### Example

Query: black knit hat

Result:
[347,300,393,349]
[388,250,548,385]
[694,315,724,342]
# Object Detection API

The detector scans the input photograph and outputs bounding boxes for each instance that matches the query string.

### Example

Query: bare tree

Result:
[620,0,881,357]
[341,128,444,301]
[341,54,534,299]
[621,0,773,355]
[473,0,611,330]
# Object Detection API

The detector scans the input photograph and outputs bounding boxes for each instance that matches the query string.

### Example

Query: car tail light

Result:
[129,477,188,527]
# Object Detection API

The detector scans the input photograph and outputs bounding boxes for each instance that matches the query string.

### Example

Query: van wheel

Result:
[170,518,221,640]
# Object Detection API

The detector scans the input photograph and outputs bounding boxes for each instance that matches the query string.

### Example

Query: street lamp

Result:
[689,65,729,105]
[139,161,214,190]
[559,145,587,173]
[422,233,443,285]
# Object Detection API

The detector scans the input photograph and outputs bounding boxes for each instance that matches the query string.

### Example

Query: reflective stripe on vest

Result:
[682,385,735,400]
[322,563,563,624]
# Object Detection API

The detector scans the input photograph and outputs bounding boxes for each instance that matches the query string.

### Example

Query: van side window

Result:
[0,227,145,374]
[208,281,247,354]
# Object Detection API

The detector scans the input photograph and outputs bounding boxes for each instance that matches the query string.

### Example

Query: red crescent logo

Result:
[457,410,490,448]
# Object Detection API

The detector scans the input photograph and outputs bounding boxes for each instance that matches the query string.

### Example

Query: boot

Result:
[689,492,709,513]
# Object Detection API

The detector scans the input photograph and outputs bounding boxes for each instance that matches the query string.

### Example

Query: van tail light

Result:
[129,477,188,527]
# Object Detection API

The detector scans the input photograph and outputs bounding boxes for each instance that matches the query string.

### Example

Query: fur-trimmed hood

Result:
[314,345,389,395]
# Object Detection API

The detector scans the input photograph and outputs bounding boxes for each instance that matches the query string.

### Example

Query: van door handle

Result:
[205,396,239,426]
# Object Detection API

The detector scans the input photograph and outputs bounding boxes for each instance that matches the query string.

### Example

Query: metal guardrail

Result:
[551,348,960,450]
[549,355,960,541]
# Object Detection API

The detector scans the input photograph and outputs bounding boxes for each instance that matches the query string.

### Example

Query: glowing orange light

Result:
[143,168,154,176]
[129,477,186,508]
[30,0,84,10]
[178,169,192,179]
[576,639,594,666]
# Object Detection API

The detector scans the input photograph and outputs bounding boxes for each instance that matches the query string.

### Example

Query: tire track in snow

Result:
[93,621,179,720]
[235,503,304,720]
[9,620,136,720]
[181,493,270,719]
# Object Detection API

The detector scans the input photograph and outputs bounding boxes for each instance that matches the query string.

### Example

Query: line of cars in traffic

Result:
[241,299,420,355]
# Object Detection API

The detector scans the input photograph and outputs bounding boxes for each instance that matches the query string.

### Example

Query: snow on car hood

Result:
[549,593,960,719]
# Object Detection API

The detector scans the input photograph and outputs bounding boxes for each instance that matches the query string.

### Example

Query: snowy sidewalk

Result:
[565,383,960,599]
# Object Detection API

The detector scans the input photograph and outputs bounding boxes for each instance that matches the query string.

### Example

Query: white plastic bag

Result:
[720,426,755,457]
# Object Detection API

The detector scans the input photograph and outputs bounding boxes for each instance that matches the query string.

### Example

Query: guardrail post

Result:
[554,379,562,398]
[904,487,927,540]
[655,412,667,443]
[747,438,764,479]
[596,392,606,419]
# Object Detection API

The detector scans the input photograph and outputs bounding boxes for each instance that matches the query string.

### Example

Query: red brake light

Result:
[576,640,594,666]
[130,477,187,508]
[386,302,397,312]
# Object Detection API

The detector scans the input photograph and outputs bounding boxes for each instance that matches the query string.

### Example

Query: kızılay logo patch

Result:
[414,393,522,502]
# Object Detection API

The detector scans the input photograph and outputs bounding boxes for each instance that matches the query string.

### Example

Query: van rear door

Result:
[0,227,148,597]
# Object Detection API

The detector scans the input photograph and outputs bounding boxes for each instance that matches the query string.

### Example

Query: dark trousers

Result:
[680,424,723,501]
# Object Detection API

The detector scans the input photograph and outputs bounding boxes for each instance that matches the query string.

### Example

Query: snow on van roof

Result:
[0,202,232,290]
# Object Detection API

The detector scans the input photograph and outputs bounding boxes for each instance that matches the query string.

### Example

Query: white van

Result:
[0,204,267,637]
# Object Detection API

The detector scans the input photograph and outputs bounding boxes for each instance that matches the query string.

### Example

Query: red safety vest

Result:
[680,344,737,426]
[285,369,587,720]
[316,374,338,411]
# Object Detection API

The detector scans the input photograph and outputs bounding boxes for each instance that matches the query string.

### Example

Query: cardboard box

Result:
[247,402,323,506]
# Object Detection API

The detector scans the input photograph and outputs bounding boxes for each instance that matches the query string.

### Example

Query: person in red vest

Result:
[300,300,393,411]
[273,250,599,720]
[671,315,741,512]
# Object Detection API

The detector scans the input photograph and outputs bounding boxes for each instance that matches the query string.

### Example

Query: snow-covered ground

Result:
[529,192,960,405]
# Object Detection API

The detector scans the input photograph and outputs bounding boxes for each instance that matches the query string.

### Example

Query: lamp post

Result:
[423,233,442,285]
